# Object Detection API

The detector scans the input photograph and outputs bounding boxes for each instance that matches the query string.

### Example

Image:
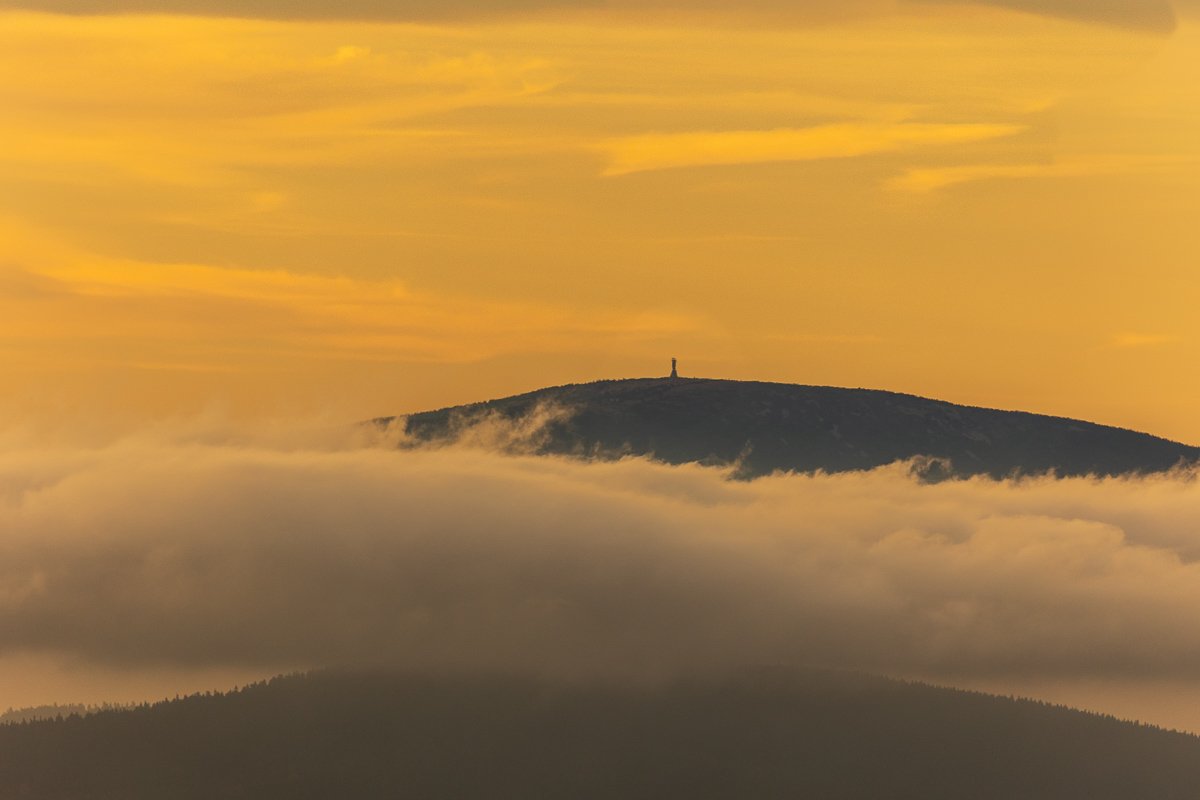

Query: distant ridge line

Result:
[380,378,1199,480]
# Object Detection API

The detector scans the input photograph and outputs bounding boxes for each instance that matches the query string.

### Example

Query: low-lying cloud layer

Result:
[3,421,1200,688]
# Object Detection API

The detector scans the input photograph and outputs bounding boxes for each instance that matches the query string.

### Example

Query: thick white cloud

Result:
[2,420,1199,688]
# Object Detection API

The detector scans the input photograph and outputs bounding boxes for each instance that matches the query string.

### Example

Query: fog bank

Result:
[2,422,1199,696]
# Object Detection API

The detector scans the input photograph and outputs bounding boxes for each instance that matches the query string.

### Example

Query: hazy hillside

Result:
[386,378,1200,479]
[2,669,1199,799]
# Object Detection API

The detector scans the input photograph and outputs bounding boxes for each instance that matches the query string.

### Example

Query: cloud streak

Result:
[3,424,1200,688]
[972,0,1177,32]
[0,0,1180,31]
[1111,332,1180,348]
[887,156,1190,192]
[0,240,701,370]
[602,123,1027,176]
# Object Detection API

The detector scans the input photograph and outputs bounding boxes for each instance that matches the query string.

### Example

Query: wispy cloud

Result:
[602,123,1027,176]
[0,15,563,188]
[0,227,704,370]
[887,156,1185,193]
[971,0,1176,33]
[0,0,1178,32]
[1111,333,1180,348]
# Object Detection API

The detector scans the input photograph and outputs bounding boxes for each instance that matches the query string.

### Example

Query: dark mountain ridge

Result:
[384,378,1199,479]
[4,669,1200,799]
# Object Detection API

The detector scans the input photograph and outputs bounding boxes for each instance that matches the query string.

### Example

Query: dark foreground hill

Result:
[386,378,1199,479]
[3,670,1200,799]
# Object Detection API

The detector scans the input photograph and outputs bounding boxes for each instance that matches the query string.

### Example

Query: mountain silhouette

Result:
[3,669,1200,799]
[384,378,1199,479]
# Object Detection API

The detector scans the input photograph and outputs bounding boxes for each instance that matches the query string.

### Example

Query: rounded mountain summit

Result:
[382,377,1200,480]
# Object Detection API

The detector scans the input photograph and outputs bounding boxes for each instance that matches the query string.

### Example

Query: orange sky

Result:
[3,1,1200,731]
[1,3,1198,442]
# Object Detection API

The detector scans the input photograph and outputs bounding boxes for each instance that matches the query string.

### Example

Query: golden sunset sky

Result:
[2,0,1198,440]
[5,0,1200,730]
